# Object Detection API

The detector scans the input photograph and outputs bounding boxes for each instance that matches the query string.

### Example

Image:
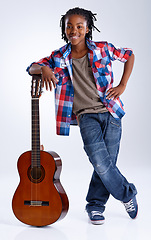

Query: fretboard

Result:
[31,98,40,168]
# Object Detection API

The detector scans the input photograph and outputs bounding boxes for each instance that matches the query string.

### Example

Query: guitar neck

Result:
[32,98,40,168]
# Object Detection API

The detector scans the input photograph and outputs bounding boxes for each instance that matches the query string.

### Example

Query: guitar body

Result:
[12,150,69,226]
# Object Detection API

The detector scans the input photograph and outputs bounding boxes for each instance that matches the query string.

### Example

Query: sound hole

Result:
[27,165,45,183]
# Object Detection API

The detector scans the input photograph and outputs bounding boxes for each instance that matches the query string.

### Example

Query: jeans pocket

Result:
[110,121,121,128]
[109,114,121,128]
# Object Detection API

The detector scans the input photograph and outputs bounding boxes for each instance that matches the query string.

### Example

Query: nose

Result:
[71,26,77,34]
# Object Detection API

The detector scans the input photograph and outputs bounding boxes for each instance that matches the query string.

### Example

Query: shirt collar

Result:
[86,38,97,50]
[59,38,97,59]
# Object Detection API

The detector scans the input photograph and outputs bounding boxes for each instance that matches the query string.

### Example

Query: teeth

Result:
[71,36,78,39]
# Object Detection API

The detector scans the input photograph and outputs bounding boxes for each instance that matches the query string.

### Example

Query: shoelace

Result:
[123,199,135,212]
[91,211,103,217]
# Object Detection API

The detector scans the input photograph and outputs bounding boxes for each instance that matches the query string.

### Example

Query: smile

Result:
[69,35,80,40]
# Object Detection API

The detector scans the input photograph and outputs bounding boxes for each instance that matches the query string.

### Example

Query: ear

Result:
[86,26,89,34]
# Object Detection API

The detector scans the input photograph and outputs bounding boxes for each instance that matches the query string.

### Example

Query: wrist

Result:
[119,82,127,87]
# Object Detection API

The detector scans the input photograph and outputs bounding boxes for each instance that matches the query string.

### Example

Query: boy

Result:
[27,7,138,225]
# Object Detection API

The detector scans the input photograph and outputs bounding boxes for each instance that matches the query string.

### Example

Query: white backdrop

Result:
[0,0,150,173]
[0,0,151,239]
[0,0,150,194]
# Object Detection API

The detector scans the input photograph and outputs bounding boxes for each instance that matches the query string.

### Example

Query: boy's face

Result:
[65,14,89,46]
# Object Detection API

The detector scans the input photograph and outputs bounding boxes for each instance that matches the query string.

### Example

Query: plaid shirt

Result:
[27,39,133,136]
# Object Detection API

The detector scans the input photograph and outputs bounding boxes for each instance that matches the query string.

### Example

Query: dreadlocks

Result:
[60,7,100,43]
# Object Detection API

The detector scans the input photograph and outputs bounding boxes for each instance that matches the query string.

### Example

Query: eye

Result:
[66,25,72,29]
[77,25,83,29]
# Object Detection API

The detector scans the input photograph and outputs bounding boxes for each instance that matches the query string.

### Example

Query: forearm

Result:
[106,53,135,100]
[120,53,135,86]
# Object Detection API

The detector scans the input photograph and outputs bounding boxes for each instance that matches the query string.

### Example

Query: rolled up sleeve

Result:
[107,42,133,63]
[26,53,55,75]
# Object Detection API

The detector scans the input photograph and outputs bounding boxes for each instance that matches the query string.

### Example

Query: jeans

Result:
[79,112,137,213]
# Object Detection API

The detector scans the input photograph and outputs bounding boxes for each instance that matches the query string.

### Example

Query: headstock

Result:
[31,75,42,99]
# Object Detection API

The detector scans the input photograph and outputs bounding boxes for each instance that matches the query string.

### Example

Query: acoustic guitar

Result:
[12,75,69,226]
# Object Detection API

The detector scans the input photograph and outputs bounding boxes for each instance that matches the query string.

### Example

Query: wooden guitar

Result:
[12,75,69,226]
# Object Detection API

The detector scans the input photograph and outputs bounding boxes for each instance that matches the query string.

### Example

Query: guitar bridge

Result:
[24,200,49,206]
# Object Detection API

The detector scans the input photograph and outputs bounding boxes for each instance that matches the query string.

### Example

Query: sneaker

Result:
[122,196,138,219]
[87,211,105,225]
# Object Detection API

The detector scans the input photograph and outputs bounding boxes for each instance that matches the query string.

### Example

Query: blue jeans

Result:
[79,112,137,213]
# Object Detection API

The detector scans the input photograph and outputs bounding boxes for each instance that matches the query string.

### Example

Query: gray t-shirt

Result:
[72,54,107,120]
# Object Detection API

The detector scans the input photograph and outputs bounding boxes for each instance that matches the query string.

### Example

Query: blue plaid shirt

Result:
[27,39,133,136]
